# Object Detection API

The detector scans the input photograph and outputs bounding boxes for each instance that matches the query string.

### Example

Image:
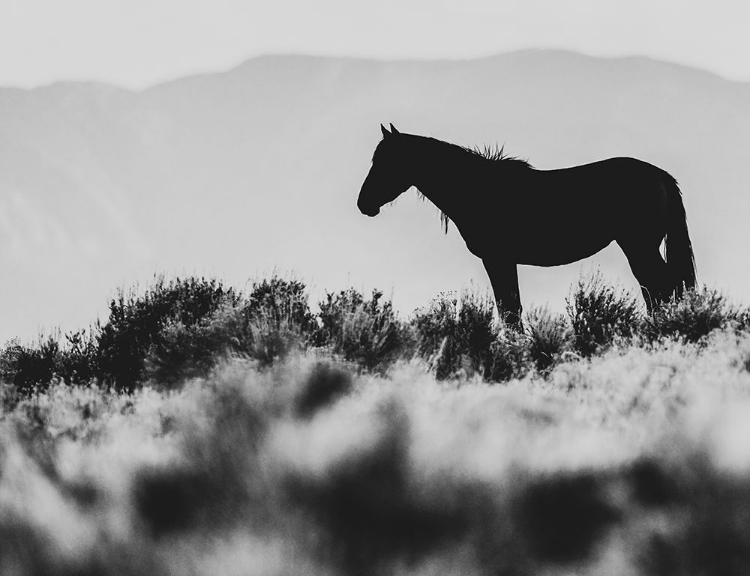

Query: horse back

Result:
[523,157,670,221]
[476,157,673,265]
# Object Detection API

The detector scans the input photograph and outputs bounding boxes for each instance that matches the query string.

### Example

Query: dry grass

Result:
[2,328,750,574]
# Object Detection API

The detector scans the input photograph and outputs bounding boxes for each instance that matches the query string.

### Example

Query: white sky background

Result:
[2,0,750,89]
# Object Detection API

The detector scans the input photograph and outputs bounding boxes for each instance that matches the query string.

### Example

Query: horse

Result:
[357,124,696,327]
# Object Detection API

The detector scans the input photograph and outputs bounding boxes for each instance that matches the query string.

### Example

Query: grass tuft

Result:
[645,285,740,343]
[412,291,498,380]
[524,307,571,373]
[566,272,641,357]
[315,289,408,373]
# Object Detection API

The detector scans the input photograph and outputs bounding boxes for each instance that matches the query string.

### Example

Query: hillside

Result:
[1,50,749,343]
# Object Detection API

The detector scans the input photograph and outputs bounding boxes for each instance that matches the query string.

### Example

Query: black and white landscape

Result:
[2,49,748,343]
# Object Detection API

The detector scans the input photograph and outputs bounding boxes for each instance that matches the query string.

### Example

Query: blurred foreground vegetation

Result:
[2,274,750,575]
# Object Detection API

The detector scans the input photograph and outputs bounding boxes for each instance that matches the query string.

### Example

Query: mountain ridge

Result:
[6,49,748,93]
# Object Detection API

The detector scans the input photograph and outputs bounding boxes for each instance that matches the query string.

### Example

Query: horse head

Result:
[357,124,413,217]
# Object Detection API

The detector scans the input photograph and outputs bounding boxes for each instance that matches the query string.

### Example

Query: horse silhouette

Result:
[357,124,696,327]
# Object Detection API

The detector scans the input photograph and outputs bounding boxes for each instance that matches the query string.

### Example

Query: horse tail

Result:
[664,175,697,297]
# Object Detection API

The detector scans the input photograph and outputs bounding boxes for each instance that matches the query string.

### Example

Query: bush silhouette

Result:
[412,291,498,380]
[645,285,740,343]
[524,307,571,373]
[316,289,408,372]
[566,273,641,357]
[97,277,240,391]
[0,337,60,393]
[240,277,316,366]
[2,273,749,392]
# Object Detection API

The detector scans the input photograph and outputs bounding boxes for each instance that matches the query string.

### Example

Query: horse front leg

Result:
[482,258,522,329]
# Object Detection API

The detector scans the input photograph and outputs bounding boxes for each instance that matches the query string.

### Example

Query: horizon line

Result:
[3,47,745,93]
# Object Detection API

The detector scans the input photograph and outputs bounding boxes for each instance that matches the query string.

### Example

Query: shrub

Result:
[412,291,498,380]
[244,277,316,336]
[524,307,571,373]
[645,286,739,343]
[57,329,99,383]
[97,277,240,391]
[144,314,233,387]
[488,329,529,382]
[145,277,317,379]
[239,277,317,366]
[11,273,745,394]
[566,273,641,357]
[244,306,307,367]
[0,327,100,393]
[0,337,60,393]
[738,308,750,335]
[316,289,408,373]
[1,276,318,392]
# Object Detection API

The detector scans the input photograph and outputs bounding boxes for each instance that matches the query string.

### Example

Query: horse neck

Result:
[409,137,483,219]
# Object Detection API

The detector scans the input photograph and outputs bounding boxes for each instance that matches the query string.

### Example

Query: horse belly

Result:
[513,219,615,266]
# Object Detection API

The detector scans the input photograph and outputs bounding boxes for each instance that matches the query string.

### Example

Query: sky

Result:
[2,0,750,89]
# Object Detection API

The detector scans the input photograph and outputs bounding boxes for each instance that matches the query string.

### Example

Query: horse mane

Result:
[416,189,452,233]
[416,138,531,234]
[463,143,532,168]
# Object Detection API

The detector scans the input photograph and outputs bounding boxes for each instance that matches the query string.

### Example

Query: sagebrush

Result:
[1,273,747,391]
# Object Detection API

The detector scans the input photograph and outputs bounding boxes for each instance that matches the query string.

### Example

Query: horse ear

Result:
[381,123,390,138]
[390,123,400,135]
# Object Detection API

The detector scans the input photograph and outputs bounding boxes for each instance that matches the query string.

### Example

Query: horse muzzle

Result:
[358,201,380,217]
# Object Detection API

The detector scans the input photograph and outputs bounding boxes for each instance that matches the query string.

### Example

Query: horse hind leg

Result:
[618,240,672,314]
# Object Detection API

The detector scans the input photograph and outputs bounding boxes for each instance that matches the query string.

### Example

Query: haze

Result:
[2,0,750,89]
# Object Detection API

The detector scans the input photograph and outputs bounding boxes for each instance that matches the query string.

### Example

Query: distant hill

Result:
[1,49,748,343]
